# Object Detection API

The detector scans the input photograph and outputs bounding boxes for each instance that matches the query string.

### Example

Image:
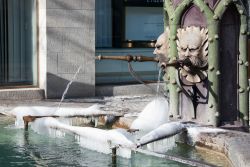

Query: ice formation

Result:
[137,122,185,152]
[10,104,106,128]
[146,137,177,153]
[130,97,169,132]
[31,117,135,158]
[187,127,226,145]
[137,122,185,147]
[10,96,188,158]
[128,98,183,152]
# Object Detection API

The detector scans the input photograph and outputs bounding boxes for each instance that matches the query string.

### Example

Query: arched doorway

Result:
[219,4,240,124]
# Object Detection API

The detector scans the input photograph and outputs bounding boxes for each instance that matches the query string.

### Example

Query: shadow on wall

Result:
[47,73,95,99]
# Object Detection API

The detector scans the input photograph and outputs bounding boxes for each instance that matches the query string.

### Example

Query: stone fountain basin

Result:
[0,95,250,167]
[74,116,250,167]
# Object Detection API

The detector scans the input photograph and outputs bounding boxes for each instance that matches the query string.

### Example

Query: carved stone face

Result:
[177,26,208,68]
[176,26,208,83]
[153,28,170,66]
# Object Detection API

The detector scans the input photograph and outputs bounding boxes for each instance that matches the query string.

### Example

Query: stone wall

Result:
[46,0,95,98]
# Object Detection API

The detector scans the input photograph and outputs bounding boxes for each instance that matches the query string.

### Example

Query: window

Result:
[0,0,37,87]
[113,0,164,48]
[96,0,164,48]
[95,0,163,84]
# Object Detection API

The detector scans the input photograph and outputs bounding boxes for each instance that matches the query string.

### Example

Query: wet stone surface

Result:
[0,95,156,114]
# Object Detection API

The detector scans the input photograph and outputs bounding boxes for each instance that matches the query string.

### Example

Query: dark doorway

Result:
[0,0,37,87]
[219,5,239,124]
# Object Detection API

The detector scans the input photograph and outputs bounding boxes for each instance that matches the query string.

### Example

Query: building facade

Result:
[0,0,249,100]
[0,0,164,99]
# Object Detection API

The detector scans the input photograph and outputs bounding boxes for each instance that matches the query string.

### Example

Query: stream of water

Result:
[156,68,162,97]
[57,66,82,109]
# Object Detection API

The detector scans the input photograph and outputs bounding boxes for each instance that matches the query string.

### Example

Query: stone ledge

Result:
[0,88,45,100]
[187,127,250,167]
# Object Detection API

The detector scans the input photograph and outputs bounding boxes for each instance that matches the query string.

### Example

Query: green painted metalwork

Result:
[163,0,248,126]
[193,0,219,126]
[164,0,192,118]
[238,14,248,126]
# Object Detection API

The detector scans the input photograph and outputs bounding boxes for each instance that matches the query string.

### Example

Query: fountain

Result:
[0,0,249,166]
[97,0,249,129]
[94,0,250,166]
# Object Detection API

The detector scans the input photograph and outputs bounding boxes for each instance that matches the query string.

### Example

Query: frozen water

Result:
[30,117,71,138]
[137,122,185,152]
[130,97,169,132]
[9,94,186,158]
[146,137,177,153]
[53,104,105,116]
[129,100,182,153]
[11,106,56,128]
[187,127,225,146]
[30,117,135,158]
[10,104,104,128]
[138,122,185,146]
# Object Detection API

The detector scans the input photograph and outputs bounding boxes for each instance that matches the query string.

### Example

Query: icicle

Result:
[94,117,98,127]
[30,117,135,158]
[146,136,177,153]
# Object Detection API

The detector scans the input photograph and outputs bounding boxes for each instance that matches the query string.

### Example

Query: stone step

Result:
[0,88,44,100]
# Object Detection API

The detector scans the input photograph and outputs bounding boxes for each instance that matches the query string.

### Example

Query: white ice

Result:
[31,117,135,158]
[9,104,104,128]
[130,97,169,132]
[187,127,226,145]
[138,122,185,146]
[146,137,177,153]
[11,96,185,157]
[137,122,185,152]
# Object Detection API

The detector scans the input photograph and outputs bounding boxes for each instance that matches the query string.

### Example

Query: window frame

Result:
[112,0,163,48]
[0,0,39,89]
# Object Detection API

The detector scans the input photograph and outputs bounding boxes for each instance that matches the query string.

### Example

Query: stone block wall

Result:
[46,0,95,98]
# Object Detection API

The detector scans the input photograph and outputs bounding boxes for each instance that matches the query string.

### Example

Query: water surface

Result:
[0,116,189,167]
[0,116,230,167]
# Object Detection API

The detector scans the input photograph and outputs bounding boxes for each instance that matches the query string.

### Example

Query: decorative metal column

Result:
[163,0,248,127]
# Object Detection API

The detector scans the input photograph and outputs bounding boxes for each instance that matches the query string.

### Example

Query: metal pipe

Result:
[96,55,180,69]
[111,146,117,166]
[96,55,158,62]
[96,55,208,71]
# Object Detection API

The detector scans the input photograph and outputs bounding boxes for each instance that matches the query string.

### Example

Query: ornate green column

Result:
[164,0,192,118]
[193,0,220,126]
[163,0,248,127]
[238,11,249,126]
